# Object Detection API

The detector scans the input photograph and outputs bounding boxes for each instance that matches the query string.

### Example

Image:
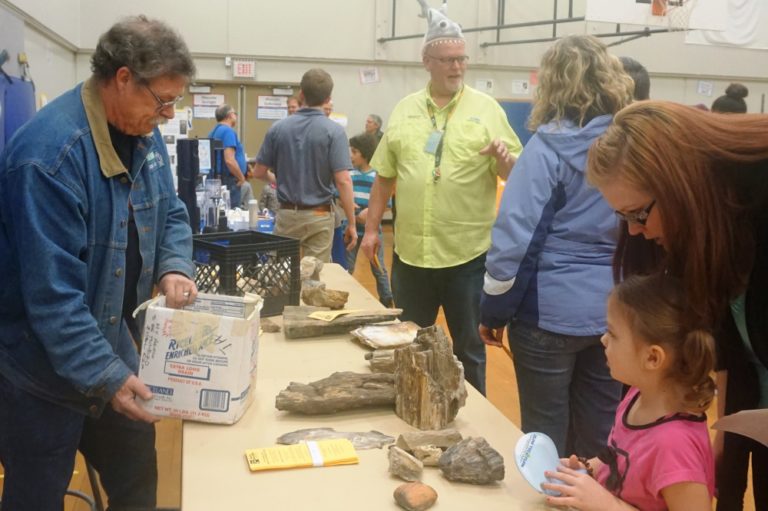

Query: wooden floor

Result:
[1,224,755,510]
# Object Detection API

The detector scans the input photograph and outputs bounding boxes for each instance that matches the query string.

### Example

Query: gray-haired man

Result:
[0,15,197,508]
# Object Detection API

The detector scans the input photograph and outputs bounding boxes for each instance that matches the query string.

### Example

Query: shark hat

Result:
[418,0,464,54]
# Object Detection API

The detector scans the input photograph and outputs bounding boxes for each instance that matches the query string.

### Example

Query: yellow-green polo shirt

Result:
[372,84,522,268]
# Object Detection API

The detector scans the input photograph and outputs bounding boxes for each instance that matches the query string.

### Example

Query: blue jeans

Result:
[346,234,393,305]
[391,253,487,395]
[0,373,158,510]
[507,321,621,458]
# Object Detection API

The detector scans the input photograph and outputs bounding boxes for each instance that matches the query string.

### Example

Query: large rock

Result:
[393,482,438,511]
[394,325,467,430]
[438,437,505,485]
[301,286,349,309]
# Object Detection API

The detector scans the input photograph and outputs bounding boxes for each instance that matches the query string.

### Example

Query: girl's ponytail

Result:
[678,329,716,413]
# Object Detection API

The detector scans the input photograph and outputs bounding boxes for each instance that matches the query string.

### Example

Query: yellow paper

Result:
[308,309,363,322]
[245,439,359,472]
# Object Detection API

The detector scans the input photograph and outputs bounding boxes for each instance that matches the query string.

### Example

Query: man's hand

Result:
[158,273,197,309]
[110,374,159,424]
[480,138,516,179]
[343,224,358,251]
[478,324,505,347]
[361,231,380,262]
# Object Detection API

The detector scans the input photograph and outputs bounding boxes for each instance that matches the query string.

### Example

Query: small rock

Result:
[393,482,438,511]
[261,318,281,333]
[388,445,423,481]
[438,437,505,485]
[412,445,443,467]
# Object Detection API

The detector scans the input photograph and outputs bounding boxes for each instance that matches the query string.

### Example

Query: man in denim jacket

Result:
[0,16,197,509]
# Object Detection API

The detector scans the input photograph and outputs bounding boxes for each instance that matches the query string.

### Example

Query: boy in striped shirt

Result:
[347,133,393,307]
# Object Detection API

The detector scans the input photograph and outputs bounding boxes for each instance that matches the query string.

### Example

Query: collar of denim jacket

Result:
[81,77,128,179]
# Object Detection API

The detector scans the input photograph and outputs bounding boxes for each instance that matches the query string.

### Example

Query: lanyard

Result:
[426,86,464,182]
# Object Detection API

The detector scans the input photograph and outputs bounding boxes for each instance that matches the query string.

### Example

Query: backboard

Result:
[586,0,728,31]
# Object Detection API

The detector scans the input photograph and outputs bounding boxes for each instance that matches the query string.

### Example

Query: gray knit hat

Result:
[418,0,464,54]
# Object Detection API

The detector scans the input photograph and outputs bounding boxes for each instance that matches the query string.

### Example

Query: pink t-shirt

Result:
[596,387,715,511]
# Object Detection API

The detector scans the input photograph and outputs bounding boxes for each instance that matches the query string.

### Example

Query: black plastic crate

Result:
[192,231,300,317]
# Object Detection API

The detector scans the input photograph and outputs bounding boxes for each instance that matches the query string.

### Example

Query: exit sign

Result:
[232,59,256,79]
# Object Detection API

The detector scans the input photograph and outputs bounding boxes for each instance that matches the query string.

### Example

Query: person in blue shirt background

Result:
[209,104,252,208]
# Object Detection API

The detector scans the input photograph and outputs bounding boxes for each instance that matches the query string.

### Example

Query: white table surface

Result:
[182,264,546,510]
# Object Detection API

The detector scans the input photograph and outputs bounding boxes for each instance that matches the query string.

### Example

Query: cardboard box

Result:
[138,292,262,424]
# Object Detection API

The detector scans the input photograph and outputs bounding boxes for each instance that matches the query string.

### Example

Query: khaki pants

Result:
[275,209,334,262]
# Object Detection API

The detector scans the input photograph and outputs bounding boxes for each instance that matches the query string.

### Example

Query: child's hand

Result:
[541,464,623,511]
[358,208,369,224]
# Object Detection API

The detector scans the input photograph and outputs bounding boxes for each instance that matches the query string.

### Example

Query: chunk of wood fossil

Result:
[438,437,505,485]
[395,429,463,466]
[300,256,324,281]
[388,445,423,482]
[365,349,396,373]
[275,371,395,414]
[394,325,467,430]
[283,306,402,339]
[276,428,394,450]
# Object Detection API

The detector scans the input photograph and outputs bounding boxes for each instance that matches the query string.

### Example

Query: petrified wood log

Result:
[275,371,395,414]
[283,306,402,339]
[365,349,396,373]
[394,325,467,430]
[438,437,505,485]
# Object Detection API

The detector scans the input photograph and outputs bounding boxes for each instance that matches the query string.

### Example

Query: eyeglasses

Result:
[426,55,470,66]
[143,83,183,112]
[615,199,656,226]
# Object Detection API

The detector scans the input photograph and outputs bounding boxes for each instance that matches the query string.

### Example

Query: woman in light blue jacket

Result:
[479,35,634,457]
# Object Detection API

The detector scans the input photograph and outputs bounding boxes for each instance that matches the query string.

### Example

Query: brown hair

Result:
[612,274,716,413]
[349,132,379,164]
[300,68,333,107]
[587,100,768,327]
[529,35,633,130]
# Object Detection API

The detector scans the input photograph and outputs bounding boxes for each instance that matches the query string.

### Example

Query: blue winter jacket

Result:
[0,79,194,416]
[481,115,617,335]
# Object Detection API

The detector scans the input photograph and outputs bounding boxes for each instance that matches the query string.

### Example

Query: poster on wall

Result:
[257,108,287,120]
[194,94,225,107]
[194,106,217,119]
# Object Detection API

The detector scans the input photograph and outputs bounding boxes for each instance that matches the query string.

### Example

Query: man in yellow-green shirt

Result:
[360,5,522,395]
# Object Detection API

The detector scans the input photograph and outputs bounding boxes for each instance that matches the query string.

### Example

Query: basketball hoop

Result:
[652,0,699,31]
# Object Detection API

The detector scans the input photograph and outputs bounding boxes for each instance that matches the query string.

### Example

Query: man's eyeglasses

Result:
[144,83,183,112]
[426,55,470,66]
[614,199,656,226]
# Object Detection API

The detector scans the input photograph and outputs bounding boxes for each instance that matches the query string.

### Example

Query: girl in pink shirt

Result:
[542,274,715,510]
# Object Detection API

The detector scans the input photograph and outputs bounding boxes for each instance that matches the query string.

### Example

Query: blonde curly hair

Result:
[528,35,633,130]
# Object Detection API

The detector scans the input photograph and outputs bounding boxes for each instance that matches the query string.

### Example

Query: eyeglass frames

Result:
[614,199,656,226]
[143,83,183,112]
[426,54,470,66]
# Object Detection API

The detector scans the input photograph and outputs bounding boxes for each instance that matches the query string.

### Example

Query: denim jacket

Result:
[0,78,194,417]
